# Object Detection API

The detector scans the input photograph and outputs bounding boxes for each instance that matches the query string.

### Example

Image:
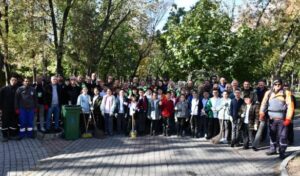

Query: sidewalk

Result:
[0,119,299,176]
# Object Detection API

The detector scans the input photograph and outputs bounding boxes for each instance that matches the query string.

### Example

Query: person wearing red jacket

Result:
[159,91,174,136]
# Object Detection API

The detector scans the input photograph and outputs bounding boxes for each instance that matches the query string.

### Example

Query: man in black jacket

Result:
[45,76,63,132]
[0,77,19,142]
[230,89,244,147]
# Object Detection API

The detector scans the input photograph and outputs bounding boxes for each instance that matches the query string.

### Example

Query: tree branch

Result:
[255,0,271,28]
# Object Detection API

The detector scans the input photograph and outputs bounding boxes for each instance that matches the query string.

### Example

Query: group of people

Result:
[0,74,296,159]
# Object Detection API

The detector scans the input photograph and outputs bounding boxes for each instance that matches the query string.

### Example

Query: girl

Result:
[218,91,232,144]
[128,95,138,135]
[148,92,161,136]
[77,87,92,134]
[175,94,189,137]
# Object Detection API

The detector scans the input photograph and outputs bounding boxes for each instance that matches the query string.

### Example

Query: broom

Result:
[81,112,93,138]
[91,110,105,139]
[211,105,227,144]
[130,112,137,139]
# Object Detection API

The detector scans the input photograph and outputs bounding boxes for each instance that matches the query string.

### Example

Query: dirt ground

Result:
[287,155,300,176]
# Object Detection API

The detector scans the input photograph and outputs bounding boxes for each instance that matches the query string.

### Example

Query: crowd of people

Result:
[0,74,296,159]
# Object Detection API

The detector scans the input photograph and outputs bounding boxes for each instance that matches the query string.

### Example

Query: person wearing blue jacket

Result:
[230,89,244,147]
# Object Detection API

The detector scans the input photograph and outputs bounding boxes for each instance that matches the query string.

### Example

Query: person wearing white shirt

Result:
[218,91,232,144]
[115,90,129,135]
[190,90,203,138]
[100,88,116,136]
[205,89,222,139]
[240,96,259,149]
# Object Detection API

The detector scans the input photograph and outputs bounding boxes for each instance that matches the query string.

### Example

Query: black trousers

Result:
[287,122,294,145]
[150,119,160,135]
[137,112,146,134]
[190,115,200,137]
[162,117,171,136]
[207,118,220,139]
[1,110,19,138]
[176,117,187,136]
[116,113,127,134]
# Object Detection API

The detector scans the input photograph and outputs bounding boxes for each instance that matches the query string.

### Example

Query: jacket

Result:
[218,98,232,120]
[100,95,116,115]
[148,99,161,120]
[15,85,37,109]
[44,84,63,106]
[0,85,18,111]
[205,97,222,118]
[92,94,102,115]
[230,98,244,121]
[115,96,129,115]
[240,103,259,130]
[175,101,189,118]
[160,98,174,118]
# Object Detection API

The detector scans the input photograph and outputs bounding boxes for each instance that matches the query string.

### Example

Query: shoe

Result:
[231,143,235,148]
[243,146,249,150]
[54,128,61,133]
[279,152,286,160]
[2,137,8,142]
[266,151,277,155]
[222,140,228,144]
[252,147,258,151]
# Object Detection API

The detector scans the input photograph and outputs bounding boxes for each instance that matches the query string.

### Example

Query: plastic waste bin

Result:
[62,105,81,140]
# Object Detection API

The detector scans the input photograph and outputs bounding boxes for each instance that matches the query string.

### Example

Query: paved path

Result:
[0,119,299,176]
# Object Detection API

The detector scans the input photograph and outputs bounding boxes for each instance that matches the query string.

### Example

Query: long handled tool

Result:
[211,105,227,144]
[91,110,105,139]
[130,112,137,139]
[81,111,93,138]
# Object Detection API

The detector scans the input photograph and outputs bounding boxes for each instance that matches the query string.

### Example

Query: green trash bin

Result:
[62,105,81,140]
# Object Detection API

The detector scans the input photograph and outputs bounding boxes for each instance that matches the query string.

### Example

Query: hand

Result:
[254,124,258,131]
[259,112,265,121]
[186,118,189,122]
[15,109,20,115]
[283,119,291,126]
[159,101,162,105]
[174,107,178,110]
[109,113,113,117]
[101,112,104,117]
[44,104,49,111]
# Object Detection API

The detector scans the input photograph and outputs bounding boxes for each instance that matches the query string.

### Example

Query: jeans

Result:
[231,119,241,145]
[46,104,60,130]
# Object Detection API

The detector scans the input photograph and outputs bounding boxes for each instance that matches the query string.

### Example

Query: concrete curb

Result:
[280,151,300,176]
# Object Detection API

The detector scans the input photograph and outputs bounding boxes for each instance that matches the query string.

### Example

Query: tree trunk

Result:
[2,0,10,85]
[49,0,73,76]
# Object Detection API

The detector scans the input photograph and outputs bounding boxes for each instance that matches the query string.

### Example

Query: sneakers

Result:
[266,151,277,155]
[252,147,258,151]
[279,152,286,160]
[2,137,8,142]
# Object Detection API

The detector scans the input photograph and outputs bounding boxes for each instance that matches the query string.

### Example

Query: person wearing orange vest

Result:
[259,78,295,159]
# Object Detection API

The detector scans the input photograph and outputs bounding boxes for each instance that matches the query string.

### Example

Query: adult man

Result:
[15,78,37,139]
[34,76,47,131]
[259,78,294,159]
[255,80,268,103]
[218,77,226,94]
[45,76,63,132]
[241,80,257,103]
[66,77,81,105]
[0,77,19,141]
[230,89,244,147]
[230,80,239,99]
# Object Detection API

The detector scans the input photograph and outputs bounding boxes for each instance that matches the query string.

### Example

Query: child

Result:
[128,95,138,135]
[159,91,174,136]
[189,90,203,138]
[175,94,189,137]
[77,87,92,133]
[148,92,161,136]
[218,91,232,144]
[240,96,259,149]
[205,89,222,139]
